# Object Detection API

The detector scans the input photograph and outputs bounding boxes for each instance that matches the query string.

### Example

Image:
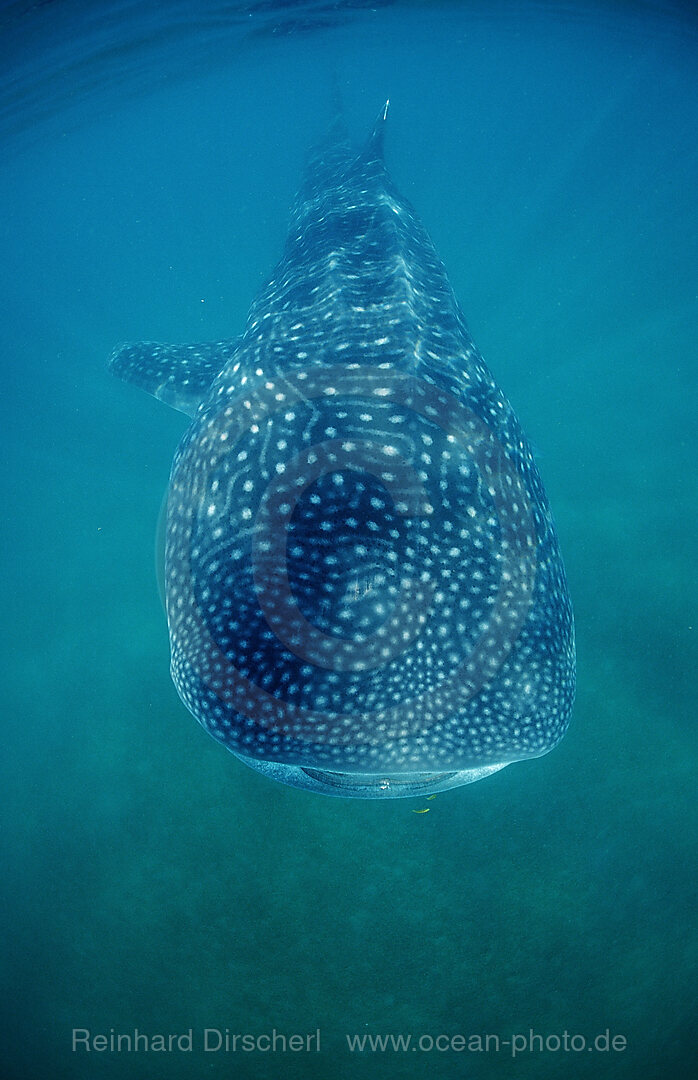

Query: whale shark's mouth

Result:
[300,768,457,794]
[233,754,508,799]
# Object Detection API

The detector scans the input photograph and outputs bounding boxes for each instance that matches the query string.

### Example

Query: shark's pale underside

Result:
[110,104,575,798]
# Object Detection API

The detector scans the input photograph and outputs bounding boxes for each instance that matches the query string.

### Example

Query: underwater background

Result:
[1,1,696,1077]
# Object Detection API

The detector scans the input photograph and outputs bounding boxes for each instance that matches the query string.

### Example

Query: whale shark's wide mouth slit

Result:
[300,768,456,791]
[233,753,509,798]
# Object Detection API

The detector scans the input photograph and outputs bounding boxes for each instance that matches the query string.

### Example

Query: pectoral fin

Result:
[109,338,238,417]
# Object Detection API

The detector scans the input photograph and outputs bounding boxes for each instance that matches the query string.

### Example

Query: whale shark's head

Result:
[163,363,573,799]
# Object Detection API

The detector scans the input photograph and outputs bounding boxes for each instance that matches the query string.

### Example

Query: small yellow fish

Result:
[426,794,437,800]
[412,808,430,814]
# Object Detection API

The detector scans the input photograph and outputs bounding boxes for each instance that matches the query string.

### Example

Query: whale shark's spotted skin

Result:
[110,105,575,798]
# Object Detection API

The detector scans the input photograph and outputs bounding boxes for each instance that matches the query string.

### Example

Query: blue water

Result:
[1,2,696,1078]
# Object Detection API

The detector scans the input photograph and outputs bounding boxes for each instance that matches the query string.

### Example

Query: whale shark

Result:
[110,103,575,798]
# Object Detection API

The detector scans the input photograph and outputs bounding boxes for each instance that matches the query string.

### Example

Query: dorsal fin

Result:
[361,99,390,162]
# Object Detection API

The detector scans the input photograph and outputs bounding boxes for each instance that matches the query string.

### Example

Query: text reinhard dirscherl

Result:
[72,1028,628,1057]
[72,1029,321,1053]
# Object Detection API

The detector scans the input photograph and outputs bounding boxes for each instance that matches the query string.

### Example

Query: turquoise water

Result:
[1,2,696,1077]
